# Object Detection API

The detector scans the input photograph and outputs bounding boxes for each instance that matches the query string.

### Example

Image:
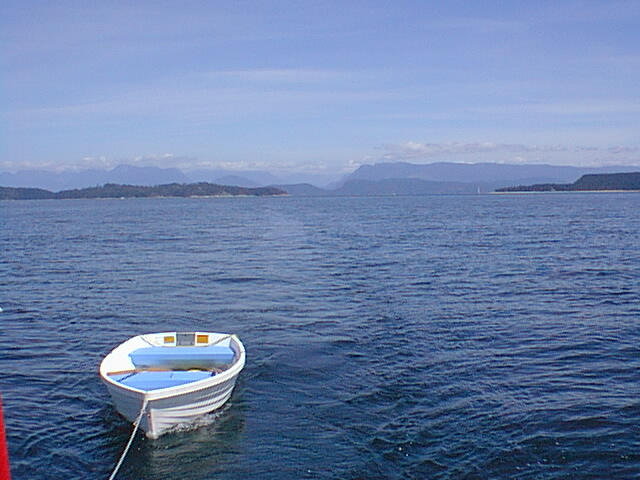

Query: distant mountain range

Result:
[283,162,640,195]
[0,165,192,192]
[336,162,640,193]
[0,165,323,191]
[2,161,640,196]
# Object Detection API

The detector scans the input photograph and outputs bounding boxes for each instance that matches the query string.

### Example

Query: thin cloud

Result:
[607,146,640,155]
[5,68,384,128]
[205,69,349,85]
[380,142,567,160]
[472,101,640,116]
[432,17,527,34]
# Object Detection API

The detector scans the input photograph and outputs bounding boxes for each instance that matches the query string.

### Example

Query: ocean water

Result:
[1,194,639,480]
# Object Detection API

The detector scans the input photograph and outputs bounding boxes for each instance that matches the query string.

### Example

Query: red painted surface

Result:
[0,394,10,480]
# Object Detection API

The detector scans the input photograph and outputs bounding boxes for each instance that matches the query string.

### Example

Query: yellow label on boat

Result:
[164,335,175,344]
[196,334,209,344]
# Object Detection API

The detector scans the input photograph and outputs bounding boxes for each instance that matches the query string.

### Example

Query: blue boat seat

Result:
[129,345,235,370]
[111,370,213,391]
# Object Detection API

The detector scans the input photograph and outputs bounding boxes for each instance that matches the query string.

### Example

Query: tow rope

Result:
[108,400,148,480]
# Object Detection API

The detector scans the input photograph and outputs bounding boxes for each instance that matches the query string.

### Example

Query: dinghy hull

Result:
[100,332,245,439]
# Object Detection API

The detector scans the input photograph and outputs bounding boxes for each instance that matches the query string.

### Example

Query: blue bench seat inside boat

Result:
[110,370,213,391]
[129,345,235,370]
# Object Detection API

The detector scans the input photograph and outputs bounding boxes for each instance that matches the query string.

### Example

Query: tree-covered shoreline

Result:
[495,172,640,193]
[0,182,287,200]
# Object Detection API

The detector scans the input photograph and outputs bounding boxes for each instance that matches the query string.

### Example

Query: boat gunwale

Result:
[100,332,245,400]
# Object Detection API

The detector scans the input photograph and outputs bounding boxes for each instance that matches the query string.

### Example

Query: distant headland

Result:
[495,172,640,193]
[0,182,287,200]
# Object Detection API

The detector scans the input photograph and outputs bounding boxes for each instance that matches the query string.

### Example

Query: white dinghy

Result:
[100,331,245,439]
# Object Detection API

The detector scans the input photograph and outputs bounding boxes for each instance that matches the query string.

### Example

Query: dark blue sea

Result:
[1,194,639,480]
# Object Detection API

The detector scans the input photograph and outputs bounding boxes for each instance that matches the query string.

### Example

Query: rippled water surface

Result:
[1,194,639,479]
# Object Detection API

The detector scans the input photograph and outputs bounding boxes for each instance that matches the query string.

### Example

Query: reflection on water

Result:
[123,406,247,479]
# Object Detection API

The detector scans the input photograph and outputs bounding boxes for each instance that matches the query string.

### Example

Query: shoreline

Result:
[491,189,640,195]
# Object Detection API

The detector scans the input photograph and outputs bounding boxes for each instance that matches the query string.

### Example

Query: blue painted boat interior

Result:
[110,370,213,390]
[129,345,235,369]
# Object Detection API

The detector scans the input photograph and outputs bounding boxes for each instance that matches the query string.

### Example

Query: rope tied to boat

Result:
[107,399,148,480]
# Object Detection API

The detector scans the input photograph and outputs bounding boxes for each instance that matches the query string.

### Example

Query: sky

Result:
[2,0,640,177]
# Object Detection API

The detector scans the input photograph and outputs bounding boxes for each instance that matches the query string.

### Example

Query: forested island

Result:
[0,182,287,200]
[495,172,640,193]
